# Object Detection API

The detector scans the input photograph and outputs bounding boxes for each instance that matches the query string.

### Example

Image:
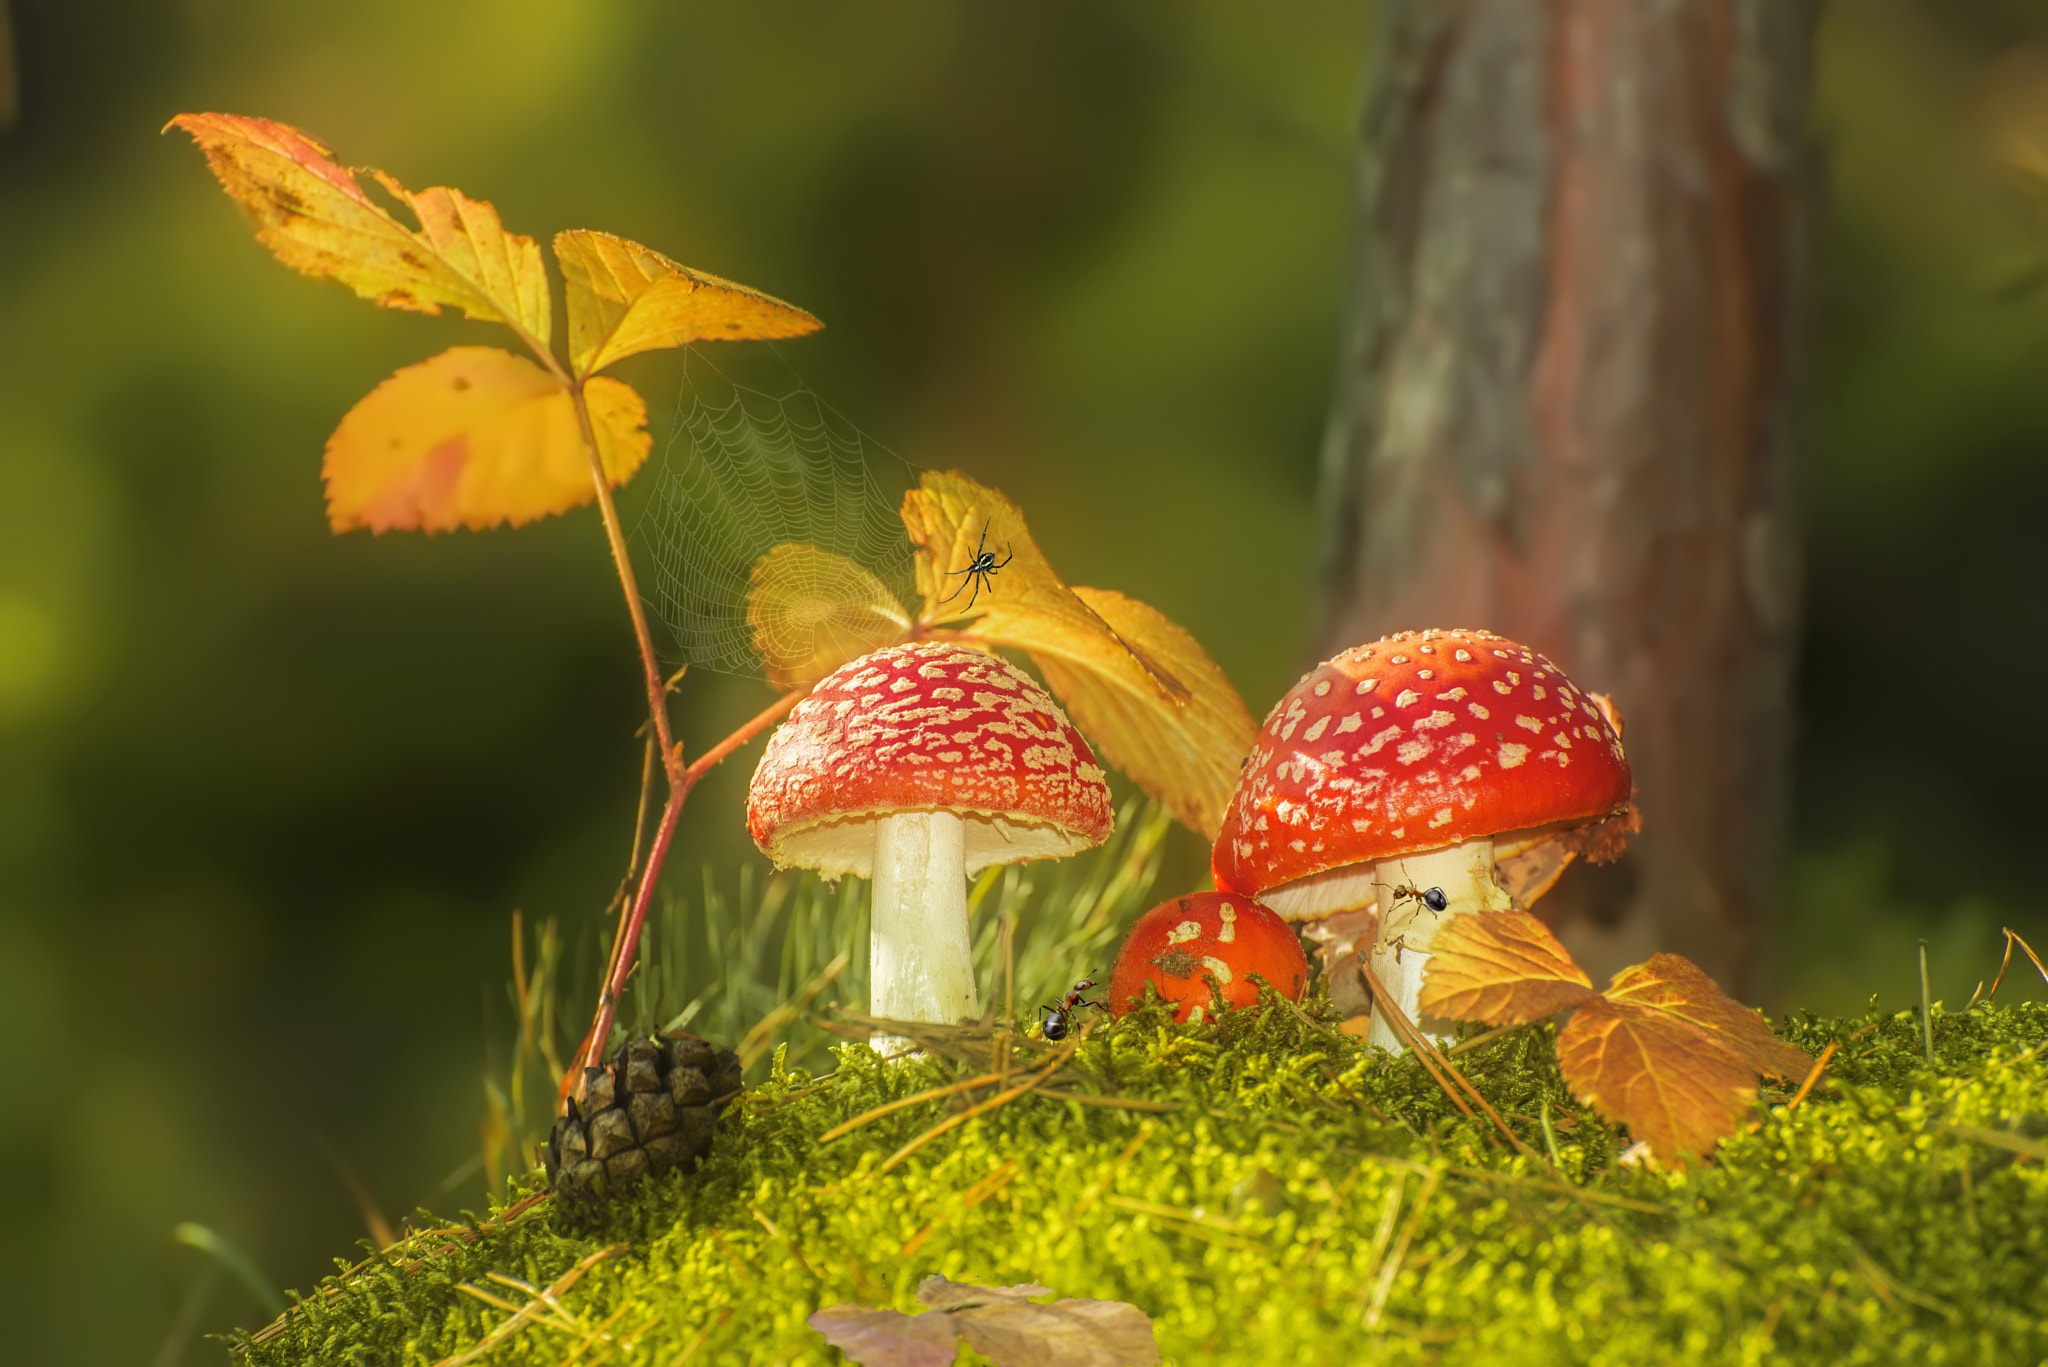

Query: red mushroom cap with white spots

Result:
[1211,629,1631,900]
[748,641,1114,878]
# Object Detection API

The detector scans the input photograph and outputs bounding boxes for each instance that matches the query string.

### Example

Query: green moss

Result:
[237,999,2048,1365]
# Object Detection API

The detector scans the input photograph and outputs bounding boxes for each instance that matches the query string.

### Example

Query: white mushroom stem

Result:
[1366,836,1512,1053]
[869,810,980,1052]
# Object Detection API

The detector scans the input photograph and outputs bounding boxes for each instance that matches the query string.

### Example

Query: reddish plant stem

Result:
[561,686,805,1099]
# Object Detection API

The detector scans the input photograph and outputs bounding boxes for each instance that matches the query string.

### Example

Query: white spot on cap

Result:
[1218,903,1237,942]
[1390,654,1409,664]
[1313,680,1331,697]
[1532,685,1547,700]
[1304,716,1330,742]
[1436,687,1468,702]
[1355,677,1378,695]
[1493,680,1513,696]
[1336,714,1363,735]
[1455,649,1472,662]
[1167,920,1202,945]
[1186,1004,1207,1024]
[1415,710,1454,731]
[1396,739,1432,764]
[1429,809,1454,828]
[1515,715,1544,734]
[1417,669,1435,681]
[1468,703,1490,720]
[1396,689,1421,708]
[1499,743,1529,768]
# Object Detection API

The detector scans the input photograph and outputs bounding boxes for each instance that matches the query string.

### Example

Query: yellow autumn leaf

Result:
[323,346,649,534]
[901,471,1185,702]
[901,471,1257,836]
[745,543,912,690]
[170,113,551,346]
[553,230,822,377]
[1031,589,1257,838]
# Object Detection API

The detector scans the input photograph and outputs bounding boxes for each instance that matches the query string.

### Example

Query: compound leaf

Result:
[554,229,821,377]
[1554,953,1810,1164]
[323,346,648,534]
[1418,909,1596,1026]
[171,113,550,344]
[746,542,911,690]
[902,472,1255,836]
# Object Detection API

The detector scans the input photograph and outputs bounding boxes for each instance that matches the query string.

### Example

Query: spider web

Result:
[636,365,919,679]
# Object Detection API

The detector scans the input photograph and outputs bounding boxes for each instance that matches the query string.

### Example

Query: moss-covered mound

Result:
[237,1000,2048,1365]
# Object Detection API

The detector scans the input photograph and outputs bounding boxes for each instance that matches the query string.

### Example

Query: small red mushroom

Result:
[1108,891,1307,1023]
[748,642,1113,1045]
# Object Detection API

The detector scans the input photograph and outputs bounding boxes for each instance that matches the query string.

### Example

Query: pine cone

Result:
[544,1034,743,1205]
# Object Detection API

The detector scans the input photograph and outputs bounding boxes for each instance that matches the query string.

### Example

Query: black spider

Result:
[941,521,1013,612]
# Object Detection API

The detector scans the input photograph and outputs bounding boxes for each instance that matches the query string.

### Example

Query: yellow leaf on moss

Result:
[323,346,648,534]
[553,230,821,377]
[1032,588,1256,838]
[1418,909,1595,1026]
[170,113,550,345]
[746,543,912,690]
[901,471,1257,836]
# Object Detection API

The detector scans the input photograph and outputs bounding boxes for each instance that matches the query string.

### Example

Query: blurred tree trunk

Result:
[1318,0,1818,995]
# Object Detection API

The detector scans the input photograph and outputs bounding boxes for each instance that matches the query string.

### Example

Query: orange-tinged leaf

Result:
[170,114,550,344]
[901,472,1258,835]
[553,229,822,377]
[901,471,1185,702]
[746,543,912,690]
[1417,909,1595,1026]
[323,346,648,534]
[1556,994,1758,1164]
[1031,588,1257,838]
[1603,953,1812,1081]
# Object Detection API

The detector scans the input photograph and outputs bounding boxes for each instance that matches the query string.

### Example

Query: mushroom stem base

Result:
[870,810,979,1052]
[1365,838,1511,1053]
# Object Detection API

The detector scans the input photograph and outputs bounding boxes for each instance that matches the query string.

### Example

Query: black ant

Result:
[942,521,1013,612]
[1385,882,1448,917]
[1039,978,1104,1041]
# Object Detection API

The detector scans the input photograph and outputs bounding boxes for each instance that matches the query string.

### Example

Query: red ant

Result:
[1039,977,1104,1041]
[1384,881,1448,918]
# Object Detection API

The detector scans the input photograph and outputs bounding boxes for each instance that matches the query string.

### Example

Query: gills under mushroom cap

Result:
[1212,628,1631,904]
[748,641,1113,878]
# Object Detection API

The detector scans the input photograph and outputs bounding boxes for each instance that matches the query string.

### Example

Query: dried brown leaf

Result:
[1603,953,1810,1081]
[1418,909,1596,1026]
[806,1305,957,1367]
[1556,994,1757,1164]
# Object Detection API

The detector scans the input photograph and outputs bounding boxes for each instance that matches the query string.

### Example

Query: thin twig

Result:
[1364,1169,1440,1330]
[1919,939,1937,1065]
[817,1072,1010,1144]
[1444,1022,1527,1057]
[875,1049,1075,1177]
[1787,1041,1838,1111]
[432,1244,621,1367]
[1358,958,1531,1156]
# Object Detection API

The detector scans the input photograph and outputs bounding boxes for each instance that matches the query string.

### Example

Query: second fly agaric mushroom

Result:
[747,641,1113,1044]
[1211,629,1634,1052]
[1108,891,1307,1023]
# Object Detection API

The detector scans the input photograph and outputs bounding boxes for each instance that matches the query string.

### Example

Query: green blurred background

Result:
[2,0,2046,1360]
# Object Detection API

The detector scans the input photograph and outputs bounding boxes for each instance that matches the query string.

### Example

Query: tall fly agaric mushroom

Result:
[748,641,1113,1044]
[1212,629,1634,1051]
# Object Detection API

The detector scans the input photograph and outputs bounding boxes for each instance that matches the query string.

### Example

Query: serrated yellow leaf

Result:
[1418,909,1596,1026]
[553,229,821,377]
[901,471,1185,702]
[1031,588,1256,838]
[746,543,912,690]
[901,471,1256,836]
[322,346,648,534]
[170,113,550,346]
